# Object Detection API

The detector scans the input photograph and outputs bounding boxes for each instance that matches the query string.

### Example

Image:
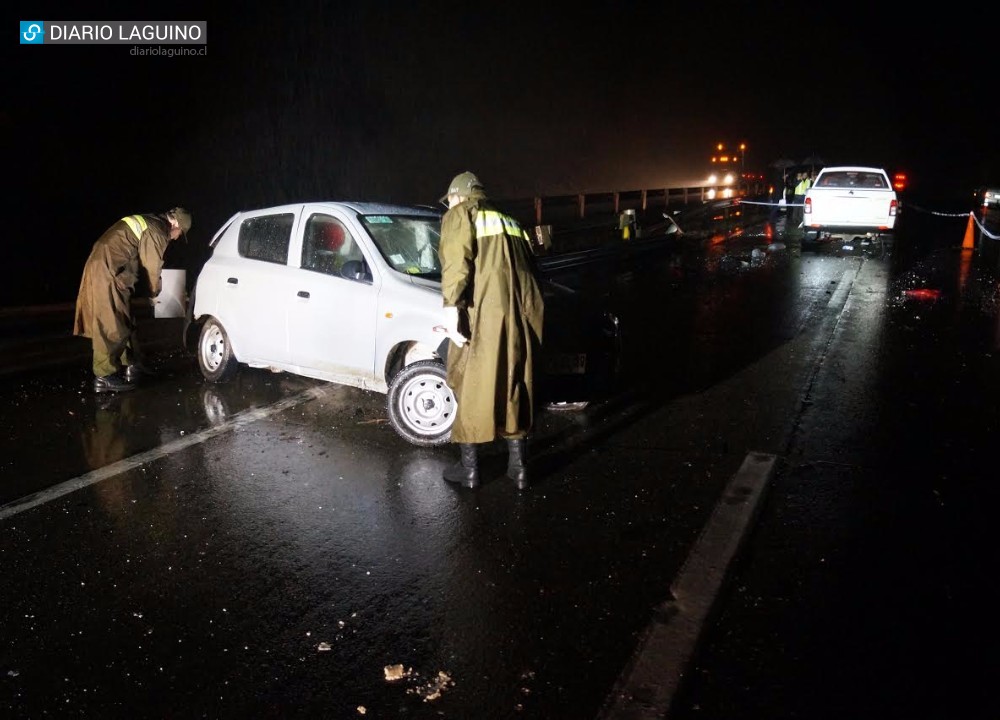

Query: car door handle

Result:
[297,290,310,298]
[227,277,238,284]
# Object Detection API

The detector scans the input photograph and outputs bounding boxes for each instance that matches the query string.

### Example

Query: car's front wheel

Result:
[197,317,239,383]
[386,360,455,446]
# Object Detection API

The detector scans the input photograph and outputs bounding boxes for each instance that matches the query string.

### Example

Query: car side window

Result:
[238,214,293,265]
[301,214,366,277]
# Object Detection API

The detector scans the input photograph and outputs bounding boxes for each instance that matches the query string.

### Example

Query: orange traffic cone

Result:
[962,213,975,250]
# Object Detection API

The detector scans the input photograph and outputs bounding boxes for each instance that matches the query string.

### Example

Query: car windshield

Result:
[359,214,442,279]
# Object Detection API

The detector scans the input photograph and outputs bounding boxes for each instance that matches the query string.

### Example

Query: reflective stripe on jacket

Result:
[121,215,149,239]
[474,209,531,243]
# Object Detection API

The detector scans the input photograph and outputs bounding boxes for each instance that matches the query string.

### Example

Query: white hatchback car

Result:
[187,202,620,446]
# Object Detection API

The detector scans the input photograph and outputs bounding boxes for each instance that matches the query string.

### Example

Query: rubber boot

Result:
[443,443,479,489]
[506,438,529,490]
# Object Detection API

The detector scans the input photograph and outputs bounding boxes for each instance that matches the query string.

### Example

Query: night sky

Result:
[6,0,998,305]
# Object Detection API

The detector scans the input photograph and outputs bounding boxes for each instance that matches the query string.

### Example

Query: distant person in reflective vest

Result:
[73,207,191,393]
[437,172,545,491]
[792,172,811,226]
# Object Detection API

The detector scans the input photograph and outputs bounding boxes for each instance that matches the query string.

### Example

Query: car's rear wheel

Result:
[197,318,239,383]
[386,360,455,447]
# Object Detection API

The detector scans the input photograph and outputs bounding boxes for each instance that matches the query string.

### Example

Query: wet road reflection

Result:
[2,205,999,718]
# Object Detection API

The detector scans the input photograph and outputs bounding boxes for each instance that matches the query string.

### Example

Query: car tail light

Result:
[889,199,898,216]
[803,197,812,215]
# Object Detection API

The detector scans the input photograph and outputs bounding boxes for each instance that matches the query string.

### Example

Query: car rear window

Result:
[816,171,888,189]
[238,214,294,265]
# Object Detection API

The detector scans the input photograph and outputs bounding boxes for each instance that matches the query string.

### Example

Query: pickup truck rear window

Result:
[816,171,888,189]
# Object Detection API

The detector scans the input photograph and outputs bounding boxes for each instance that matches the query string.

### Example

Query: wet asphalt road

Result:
[1,206,998,719]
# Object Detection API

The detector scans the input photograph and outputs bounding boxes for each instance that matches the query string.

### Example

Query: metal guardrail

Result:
[500,181,767,227]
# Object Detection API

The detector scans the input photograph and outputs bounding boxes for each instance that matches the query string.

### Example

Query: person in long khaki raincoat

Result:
[73,207,191,392]
[437,172,544,490]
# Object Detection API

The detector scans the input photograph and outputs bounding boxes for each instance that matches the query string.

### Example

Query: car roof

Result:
[207,202,443,248]
[817,166,888,174]
[331,201,443,216]
[236,201,442,217]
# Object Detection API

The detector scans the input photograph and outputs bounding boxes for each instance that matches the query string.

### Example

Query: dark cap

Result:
[439,171,484,203]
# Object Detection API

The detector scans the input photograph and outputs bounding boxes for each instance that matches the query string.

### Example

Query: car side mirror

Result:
[340,259,371,282]
[662,213,682,235]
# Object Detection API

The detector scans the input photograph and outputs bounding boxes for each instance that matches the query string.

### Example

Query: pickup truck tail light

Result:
[803,197,812,215]
[889,199,898,216]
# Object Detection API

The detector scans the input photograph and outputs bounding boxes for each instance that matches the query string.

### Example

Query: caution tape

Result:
[906,203,1000,241]
[720,197,999,241]
[903,203,970,218]
[739,200,803,207]
[744,197,1000,242]
[971,212,1000,241]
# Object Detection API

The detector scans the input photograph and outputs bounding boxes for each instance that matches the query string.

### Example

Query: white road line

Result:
[598,451,777,720]
[0,386,327,522]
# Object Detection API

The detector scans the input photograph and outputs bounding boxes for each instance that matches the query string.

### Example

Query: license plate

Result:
[544,352,587,375]
[842,244,853,251]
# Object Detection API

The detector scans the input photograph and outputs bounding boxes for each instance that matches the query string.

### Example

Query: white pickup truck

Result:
[803,166,899,252]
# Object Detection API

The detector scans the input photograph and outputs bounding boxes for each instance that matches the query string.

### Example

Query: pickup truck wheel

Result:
[197,317,239,383]
[386,360,455,447]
